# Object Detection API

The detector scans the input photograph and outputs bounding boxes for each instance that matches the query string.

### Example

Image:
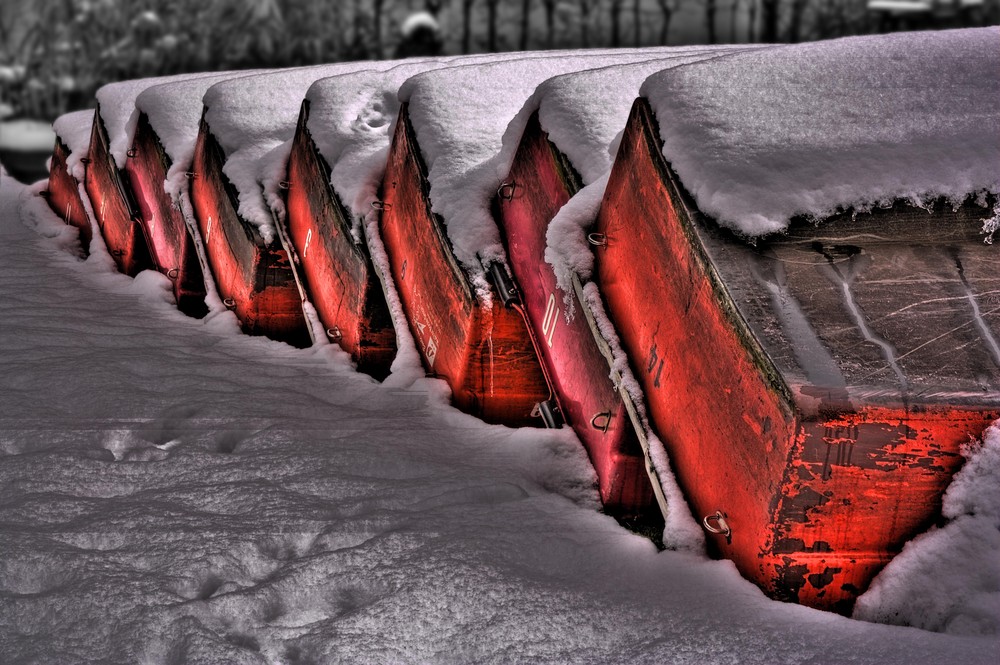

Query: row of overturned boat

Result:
[41,28,1000,616]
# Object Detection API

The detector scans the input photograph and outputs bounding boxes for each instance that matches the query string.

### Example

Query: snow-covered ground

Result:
[2,170,998,662]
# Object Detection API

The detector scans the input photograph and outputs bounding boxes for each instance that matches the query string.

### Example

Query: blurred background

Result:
[1,0,997,181]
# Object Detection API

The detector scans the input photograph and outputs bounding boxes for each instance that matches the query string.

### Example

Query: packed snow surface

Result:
[641,27,1000,236]
[95,71,224,170]
[202,62,397,243]
[51,110,95,181]
[5,176,999,663]
[397,48,685,280]
[135,70,267,202]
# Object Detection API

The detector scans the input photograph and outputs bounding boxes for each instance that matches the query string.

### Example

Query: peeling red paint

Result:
[593,98,999,614]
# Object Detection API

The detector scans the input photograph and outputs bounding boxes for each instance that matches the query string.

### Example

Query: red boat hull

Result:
[123,113,208,318]
[378,106,549,426]
[284,102,396,378]
[495,112,659,521]
[594,99,999,613]
[45,137,92,253]
[189,118,309,347]
[84,109,153,276]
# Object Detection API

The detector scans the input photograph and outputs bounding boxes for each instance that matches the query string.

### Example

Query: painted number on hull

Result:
[303,229,313,258]
[541,293,558,348]
[647,343,665,388]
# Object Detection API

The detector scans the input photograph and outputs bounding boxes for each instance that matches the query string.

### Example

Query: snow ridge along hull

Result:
[45,136,92,253]
[84,107,153,276]
[495,111,659,521]
[594,98,1000,614]
[284,101,396,379]
[124,113,208,318]
[190,117,309,347]
[378,105,548,426]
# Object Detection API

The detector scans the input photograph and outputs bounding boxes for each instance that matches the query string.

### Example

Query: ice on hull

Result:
[124,113,208,318]
[284,101,396,378]
[594,98,1000,613]
[378,106,548,426]
[190,117,309,347]
[495,111,660,521]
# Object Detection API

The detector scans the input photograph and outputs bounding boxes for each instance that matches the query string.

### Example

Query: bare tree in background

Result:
[579,0,598,47]
[633,0,642,46]
[373,0,385,57]
[656,0,681,44]
[543,0,557,49]
[462,0,474,52]
[520,0,531,49]
[761,0,779,41]
[747,0,757,41]
[610,0,625,47]
[730,0,742,41]
[706,0,717,43]
[486,0,500,51]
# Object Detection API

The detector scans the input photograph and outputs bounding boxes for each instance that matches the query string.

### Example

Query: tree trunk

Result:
[373,0,384,58]
[657,0,674,45]
[730,0,740,42]
[580,0,592,47]
[521,0,531,50]
[488,0,499,51]
[544,0,556,49]
[634,0,642,47]
[748,0,757,41]
[463,0,474,53]
[706,0,717,44]
[761,0,779,42]
[611,0,623,47]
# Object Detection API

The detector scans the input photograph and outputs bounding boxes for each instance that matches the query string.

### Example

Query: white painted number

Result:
[541,293,558,348]
[303,229,313,258]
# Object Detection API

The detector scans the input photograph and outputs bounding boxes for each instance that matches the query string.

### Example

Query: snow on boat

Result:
[45,111,94,252]
[494,50,746,522]
[190,63,399,347]
[379,53,671,426]
[593,29,1000,612]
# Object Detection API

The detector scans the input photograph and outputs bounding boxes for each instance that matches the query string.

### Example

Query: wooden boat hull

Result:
[378,106,549,426]
[84,108,153,276]
[594,98,1000,613]
[284,102,396,378]
[45,136,92,253]
[495,112,659,521]
[123,113,208,318]
[189,118,309,347]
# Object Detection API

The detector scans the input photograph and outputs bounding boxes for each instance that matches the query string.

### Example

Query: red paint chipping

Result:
[84,109,153,276]
[123,113,208,318]
[284,102,396,378]
[378,106,549,426]
[46,136,93,253]
[593,99,998,614]
[190,118,309,347]
[495,112,658,520]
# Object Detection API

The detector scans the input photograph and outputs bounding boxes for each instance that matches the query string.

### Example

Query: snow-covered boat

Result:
[45,113,93,252]
[378,104,549,424]
[593,30,1000,612]
[84,106,152,276]
[284,99,396,378]
[124,111,208,317]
